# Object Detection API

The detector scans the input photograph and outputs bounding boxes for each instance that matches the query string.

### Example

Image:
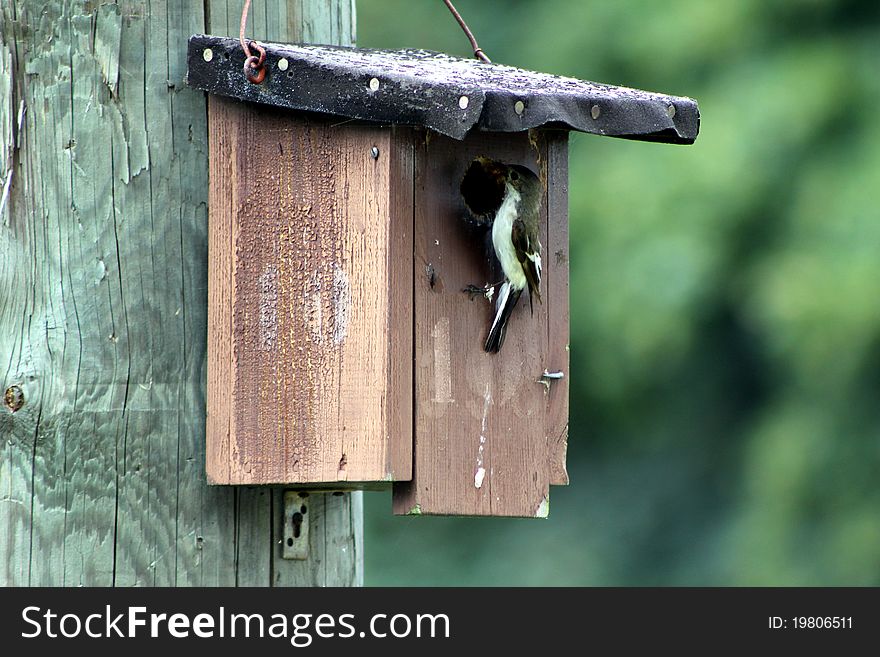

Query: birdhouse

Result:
[186,35,699,517]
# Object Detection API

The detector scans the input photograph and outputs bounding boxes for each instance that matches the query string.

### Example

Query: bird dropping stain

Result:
[474,382,491,489]
[431,317,454,403]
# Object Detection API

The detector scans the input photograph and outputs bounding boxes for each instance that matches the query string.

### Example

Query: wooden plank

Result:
[234,488,272,585]
[387,127,416,480]
[0,0,361,588]
[271,490,363,586]
[206,104,412,486]
[393,130,564,517]
[206,94,238,489]
[546,133,570,486]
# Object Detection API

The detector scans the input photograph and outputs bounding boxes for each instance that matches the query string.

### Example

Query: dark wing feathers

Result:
[511,219,542,313]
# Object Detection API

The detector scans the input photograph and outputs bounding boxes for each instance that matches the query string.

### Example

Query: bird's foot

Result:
[462,282,499,302]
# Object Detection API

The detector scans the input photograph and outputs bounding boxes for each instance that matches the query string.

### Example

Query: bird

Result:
[460,156,543,353]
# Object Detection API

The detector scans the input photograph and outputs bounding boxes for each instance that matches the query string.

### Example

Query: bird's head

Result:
[505,164,541,198]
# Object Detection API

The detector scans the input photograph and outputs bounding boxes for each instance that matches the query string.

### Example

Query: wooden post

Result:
[0,0,361,586]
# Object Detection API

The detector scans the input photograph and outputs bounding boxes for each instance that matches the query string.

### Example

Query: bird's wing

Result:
[511,219,542,311]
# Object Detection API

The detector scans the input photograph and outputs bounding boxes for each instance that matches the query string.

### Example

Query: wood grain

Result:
[546,132,570,485]
[0,0,361,587]
[393,129,569,518]
[206,102,412,486]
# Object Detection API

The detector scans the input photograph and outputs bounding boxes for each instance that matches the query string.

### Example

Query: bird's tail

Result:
[485,282,522,353]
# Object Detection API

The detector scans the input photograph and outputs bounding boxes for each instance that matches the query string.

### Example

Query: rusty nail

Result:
[4,385,24,412]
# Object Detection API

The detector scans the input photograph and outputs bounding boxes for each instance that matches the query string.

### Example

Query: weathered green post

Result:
[0,0,362,586]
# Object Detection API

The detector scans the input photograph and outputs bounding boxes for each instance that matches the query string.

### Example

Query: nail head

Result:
[591,104,601,120]
[514,100,525,115]
[369,77,380,91]
[667,104,676,118]
[202,48,213,63]
[459,95,469,110]
[370,146,379,159]
[278,58,289,72]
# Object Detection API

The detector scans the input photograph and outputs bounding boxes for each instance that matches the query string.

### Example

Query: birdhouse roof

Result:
[186,35,699,143]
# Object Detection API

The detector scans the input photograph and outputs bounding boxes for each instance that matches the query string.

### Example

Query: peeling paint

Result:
[258,265,278,351]
[94,4,122,95]
[0,44,14,223]
[332,263,350,345]
[305,270,324,344]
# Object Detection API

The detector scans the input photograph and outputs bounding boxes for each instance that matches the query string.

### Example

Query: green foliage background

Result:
[358,0,880,585]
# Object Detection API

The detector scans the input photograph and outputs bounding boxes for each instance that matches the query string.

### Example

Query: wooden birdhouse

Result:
[186,35,699,517]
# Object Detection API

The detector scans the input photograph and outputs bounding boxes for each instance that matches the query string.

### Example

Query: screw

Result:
[459,95,469,109]
[537,370,564,393]
[4,385,24,413]
[369,77,380,91]
[591,104,601,120]
[370,146,379,159]
[202,48,213,63]
[514,100,525,115]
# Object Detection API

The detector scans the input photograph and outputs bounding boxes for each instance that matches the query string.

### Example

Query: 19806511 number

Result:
[769,617,852,629]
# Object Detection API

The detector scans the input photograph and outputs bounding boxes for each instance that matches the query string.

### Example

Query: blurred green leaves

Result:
[358,0,880,585]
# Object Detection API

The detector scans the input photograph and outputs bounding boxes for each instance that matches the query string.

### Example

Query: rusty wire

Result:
[239,0,266,83]
[239,0,488,83]
[443,0,491,63]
